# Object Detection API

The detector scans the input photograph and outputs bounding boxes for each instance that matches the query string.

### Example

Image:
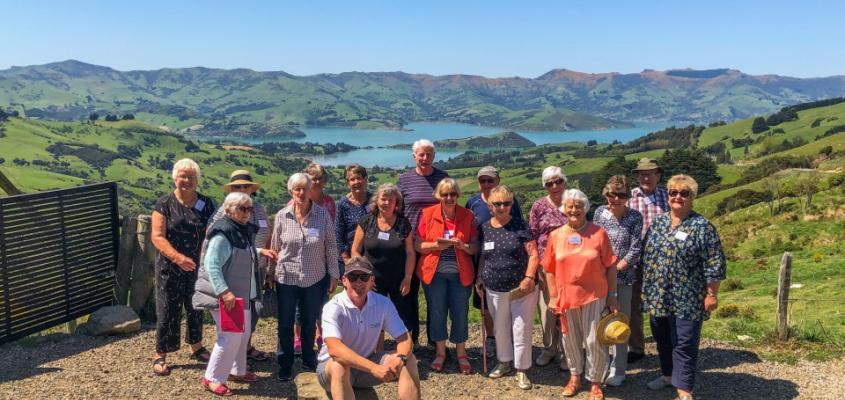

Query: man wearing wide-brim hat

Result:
[626,158,669,365]
[207,169,276,362]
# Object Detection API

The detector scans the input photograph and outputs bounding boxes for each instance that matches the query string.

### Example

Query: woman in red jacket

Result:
[415,178,479,374]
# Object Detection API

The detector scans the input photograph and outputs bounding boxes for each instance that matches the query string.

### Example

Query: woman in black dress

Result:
[150,158,216,376]
[351,183,416,348]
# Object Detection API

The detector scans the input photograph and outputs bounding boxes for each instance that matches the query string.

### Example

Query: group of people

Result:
[148,140,726,400]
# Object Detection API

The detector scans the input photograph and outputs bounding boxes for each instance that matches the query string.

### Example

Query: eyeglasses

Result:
[668,189,692,198]
[491,201,513,207]
[440,192,459,198]
[237,206,254,213]
[605,192,629,200]
[544,179,565,188]
[345,273,371,282]
[478,178,497,184]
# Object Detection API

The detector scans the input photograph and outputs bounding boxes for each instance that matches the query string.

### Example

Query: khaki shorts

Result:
[316,351,392,389]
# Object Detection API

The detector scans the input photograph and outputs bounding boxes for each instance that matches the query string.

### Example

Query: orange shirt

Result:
[542,222,617,314]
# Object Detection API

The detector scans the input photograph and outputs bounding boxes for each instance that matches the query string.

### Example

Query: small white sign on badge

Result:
[601,209,613,219]
[307,228,320,237]
[259,219,268,228]
[484,241,495,250]
[568,235,582,245]
[377,231,390,241]
[194,199,205,211]
[674,231,689,241]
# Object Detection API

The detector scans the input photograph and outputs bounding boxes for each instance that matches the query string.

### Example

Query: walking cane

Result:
[480,286,488,374]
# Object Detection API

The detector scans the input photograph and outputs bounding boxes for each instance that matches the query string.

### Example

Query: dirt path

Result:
[0,321,840,399]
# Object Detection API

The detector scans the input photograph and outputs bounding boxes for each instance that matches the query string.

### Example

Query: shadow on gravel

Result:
[0,330,140,383]
[698,347,763,370]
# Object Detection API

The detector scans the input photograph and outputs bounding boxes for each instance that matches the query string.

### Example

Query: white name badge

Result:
[444,230,455,239]
[674,231,689,241]
[307,228,320,237]
[568,235,582,245]
[194,199,205,211]
[601,209,613,220]
[644,196,655,205]
[377,231,390,241]
[259,219,268,228]
[484,241,495,250]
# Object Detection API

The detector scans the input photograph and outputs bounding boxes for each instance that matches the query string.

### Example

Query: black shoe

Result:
[277,367,293,382]
[301,361,317,372]
[627,352,645,363]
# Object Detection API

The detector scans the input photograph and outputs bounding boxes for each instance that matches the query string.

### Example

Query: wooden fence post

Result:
[776,252,792,340]
[128,215,157,320]
[114,216,136,305]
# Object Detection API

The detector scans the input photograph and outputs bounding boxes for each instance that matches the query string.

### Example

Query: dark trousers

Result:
[650,316,703,392]
[155,263,204,354]
[629,269,645,354]
[375,277,417,342]
[277,275,328,371]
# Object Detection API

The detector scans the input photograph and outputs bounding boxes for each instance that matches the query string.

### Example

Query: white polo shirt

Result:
[317,290,408,363]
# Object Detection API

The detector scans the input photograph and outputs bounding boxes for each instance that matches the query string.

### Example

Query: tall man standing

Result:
[397,139,449,345]
[627,158,669,363]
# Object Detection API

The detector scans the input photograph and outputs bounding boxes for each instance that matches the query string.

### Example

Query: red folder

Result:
[219,297,245,333]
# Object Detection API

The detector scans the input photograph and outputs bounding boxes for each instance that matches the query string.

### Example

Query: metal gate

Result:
[0,182,119,344]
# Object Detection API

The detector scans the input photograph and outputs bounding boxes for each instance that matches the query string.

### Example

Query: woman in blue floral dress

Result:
[641,174,726,400]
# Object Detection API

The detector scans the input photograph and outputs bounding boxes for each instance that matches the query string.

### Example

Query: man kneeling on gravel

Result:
[317,256,421,400]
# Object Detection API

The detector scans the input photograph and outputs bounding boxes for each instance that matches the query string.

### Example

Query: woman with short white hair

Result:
[193,192,261,395]
[270,173,340,381]
[543,188,619,400]
[150,158,216,376]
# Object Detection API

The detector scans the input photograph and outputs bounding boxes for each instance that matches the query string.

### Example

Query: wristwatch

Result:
[397,354,408,365]
[608,290,618,298]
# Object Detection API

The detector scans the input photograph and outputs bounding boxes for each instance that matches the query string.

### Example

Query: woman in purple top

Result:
[592,175,643,387]
[527,166,569,369]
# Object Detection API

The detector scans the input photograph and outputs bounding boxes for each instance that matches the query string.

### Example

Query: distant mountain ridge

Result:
[2,60,845,133]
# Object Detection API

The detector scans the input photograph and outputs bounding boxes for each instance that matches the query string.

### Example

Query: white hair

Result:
[541,166,567,185]
[171,158,201,181]
[223,192,253,215]
[412,139,435,153]
[287,172,312,192]
[562,188,590,211]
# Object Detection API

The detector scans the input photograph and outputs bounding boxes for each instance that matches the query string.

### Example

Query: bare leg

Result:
[398,354,421,400]
[325,359,355,400]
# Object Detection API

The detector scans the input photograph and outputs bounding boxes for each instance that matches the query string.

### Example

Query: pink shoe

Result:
[293,336,302,355]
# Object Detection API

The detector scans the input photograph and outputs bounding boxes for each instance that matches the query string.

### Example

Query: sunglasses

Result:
[544,179,565,188]
[231,184,252,190]
[491,201,513,207]
[668,189,692,198]
[237,206,254,213]
[605,192,629,200]
[440,192,459,198]
[345,273,372,282]
[478,178,497,184]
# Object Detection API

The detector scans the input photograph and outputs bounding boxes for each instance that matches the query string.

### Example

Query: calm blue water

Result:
[203,122,668,168]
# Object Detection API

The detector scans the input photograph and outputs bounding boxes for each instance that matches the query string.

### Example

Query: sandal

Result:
[229,371,259,383]
[189,346,212,363]
[202,378,233,396]
[589,384,604,400]
[247,347,270,362]
[457,355,471,375]
[562,378,580,397]
[153,357,171,376]
[429,354,446,372]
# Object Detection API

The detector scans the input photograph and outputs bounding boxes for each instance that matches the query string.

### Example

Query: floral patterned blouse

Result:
[641,212,727,321]
[592,206,643,286]
[529,196,568,259]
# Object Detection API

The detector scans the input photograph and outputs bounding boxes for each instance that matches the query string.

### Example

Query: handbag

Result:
[254,286,278,319]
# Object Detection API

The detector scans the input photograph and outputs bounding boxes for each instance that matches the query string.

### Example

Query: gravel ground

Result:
[0,320,841,400]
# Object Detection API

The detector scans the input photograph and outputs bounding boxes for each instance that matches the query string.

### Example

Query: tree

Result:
[587,156,637,203]
[761,177,781,216]
[798,172,820,211]
[88,113,99,123]
[121,113,135,120]
[751,117,768,134]
[105,114,119,122]
[658,148,721,193]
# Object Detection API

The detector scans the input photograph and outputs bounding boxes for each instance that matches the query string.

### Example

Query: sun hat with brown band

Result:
[223,169,261,193]
[597,310,631,346]
[631,158,663,173]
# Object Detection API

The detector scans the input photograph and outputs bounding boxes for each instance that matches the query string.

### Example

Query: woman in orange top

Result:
[543,189,619,400]
[415,178,479,374]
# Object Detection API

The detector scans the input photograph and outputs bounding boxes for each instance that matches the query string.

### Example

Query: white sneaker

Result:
[647,376,672,390]
[516,371,532,390]
[605,374,625,387]
[488,362,513,379]
[534,349,558,367]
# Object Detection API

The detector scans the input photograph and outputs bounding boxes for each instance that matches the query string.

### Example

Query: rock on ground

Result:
[79,305,141,336]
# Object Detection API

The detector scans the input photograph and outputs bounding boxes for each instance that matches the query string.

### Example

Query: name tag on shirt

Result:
[568,235,582,245]
[601,209,613,219]
[259,219,268,228]
[378,231,390,241]
[444,230,455,239]
[674,231,689,241]
[484,241,495,250]
[644,195,655,205]
[307,228,320,237]
[194,199,205,211]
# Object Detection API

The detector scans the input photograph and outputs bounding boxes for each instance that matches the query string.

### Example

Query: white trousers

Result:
[487,287,539,370]
[561,298,608,383]
[609,285,633,378]
[205,308,251,384]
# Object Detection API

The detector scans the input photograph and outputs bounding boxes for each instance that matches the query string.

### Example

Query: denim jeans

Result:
[276,274,328,371]
[423,272,471,343]
[650,315,703,392]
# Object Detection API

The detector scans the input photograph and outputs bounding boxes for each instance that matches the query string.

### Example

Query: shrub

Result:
[752,117,769,133]
[722,278,744,292]
[715,304,740,318]
[811,118,823,128]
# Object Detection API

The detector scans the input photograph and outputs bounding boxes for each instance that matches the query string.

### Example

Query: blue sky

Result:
[1,1,842,78]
